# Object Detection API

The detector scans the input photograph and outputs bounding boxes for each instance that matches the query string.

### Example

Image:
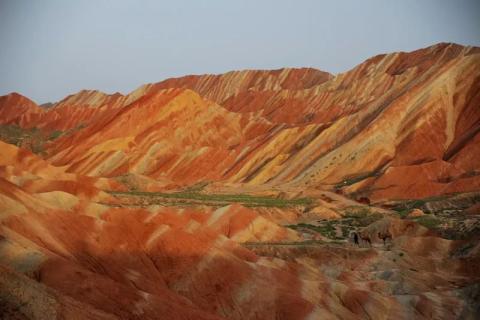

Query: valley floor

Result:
[1,185,479,319]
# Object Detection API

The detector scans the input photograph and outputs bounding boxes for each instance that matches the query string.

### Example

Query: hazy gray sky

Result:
[1,0,479,103]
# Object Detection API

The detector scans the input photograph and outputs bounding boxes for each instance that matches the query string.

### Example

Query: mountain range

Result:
[0,43,479,319]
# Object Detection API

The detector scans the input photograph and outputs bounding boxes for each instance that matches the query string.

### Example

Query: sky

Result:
[1,0,479,103]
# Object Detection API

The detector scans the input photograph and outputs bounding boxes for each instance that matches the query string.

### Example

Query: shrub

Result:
[414,215,441,229]
[48,130,63,140]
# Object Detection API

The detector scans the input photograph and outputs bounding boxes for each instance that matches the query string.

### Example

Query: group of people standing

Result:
[352,230,392,247]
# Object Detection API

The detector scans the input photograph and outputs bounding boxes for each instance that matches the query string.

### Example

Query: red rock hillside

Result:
[1,43,479,319]
[2,43,478,201]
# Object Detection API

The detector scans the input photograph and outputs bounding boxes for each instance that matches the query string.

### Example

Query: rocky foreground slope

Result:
[0,43,479,319]
[0,142,479,319]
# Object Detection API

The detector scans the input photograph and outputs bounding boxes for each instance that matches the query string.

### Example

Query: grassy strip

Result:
[107,190,314,208]
[413,215,442,229]
[242,240,328,246]
[391,199,427,212]
[391,193,480,216]
[343,206,384,226]
[287,222,337,239]
[334,171,380,189]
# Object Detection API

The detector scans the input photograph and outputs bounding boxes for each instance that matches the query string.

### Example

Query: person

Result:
[378,231,392,246]
[360,232,372,247]
[353,232,359,246]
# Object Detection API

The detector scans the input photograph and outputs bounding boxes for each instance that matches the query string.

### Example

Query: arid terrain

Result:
[0,43,479,319]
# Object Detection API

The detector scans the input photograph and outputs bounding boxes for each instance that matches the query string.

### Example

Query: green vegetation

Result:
[108,190,314,208]
[413,215,441,229]
[183,181,210,193]
[0,122,92,156]
[343,206,383,227]
[395,209,410,218]
[114,174,139,192]
[243,240,326,247]
[391,192,480,215]
[48,130,63,140]
[388,192,480,240]
[287,222,338,239]
[0,124,37,145]
[334,171,380,189]
[0,124,64,155]
[62,122,87,136]
[344,206,371,216]
[452,242,475,257]
[286,206,384,241]
[395,199,426,210]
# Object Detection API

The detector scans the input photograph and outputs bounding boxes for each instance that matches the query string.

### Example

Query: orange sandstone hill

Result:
[2,43,478,200]
[1,43,480,319]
